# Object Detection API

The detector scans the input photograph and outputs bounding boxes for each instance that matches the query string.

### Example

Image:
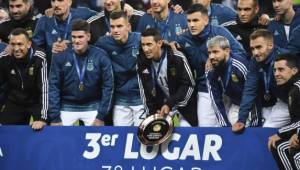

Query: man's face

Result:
[187,12,208,36]
[150,0,170,13]
[208,45,230,68]
[51,0,72,18]
[104,0,121,12]
[272,0,293,15]
[110,17,130,43]
[9,34,31,59]
[192,0,211,8]
[9,0,30,20]
[141,36,163,60]
[237,0,259,23]
[250,37,273,63]
[72,30,90,54]
[274,60,298,85]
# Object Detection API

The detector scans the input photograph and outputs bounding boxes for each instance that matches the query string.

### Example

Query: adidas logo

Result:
[112,51,118,56]
[65,62,72,67]
[236,35,242,40]
[185,42,191,48]
[146,25,151,29]
[51,29,58,35]
[0,147,3,157]
[10,69,16,75]
[142,69,149,74]
[274,30,279,36]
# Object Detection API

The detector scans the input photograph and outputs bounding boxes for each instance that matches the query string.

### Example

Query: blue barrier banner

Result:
[0,126,278,170]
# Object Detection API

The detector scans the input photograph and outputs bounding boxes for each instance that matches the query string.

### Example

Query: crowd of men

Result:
[0,0,300,168]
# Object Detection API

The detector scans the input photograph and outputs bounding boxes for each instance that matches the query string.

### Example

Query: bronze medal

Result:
[79,83,85,91]
[264,94,271,101]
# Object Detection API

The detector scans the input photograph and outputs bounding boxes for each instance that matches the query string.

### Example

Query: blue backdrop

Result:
[0,126,278,170]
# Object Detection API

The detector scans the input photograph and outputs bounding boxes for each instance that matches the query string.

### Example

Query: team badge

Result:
[264,94,271,101]
[87,62,94,71]
[170,67,176,76]
[132,46,139,58]
[28,67,34,76]
[231,74,239,82]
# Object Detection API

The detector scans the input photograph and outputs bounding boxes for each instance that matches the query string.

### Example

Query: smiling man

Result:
[137,28,197,126]
[0,28,48,130]
[48,19,114,126]
[232,29,289,133]
[0,0,37,43]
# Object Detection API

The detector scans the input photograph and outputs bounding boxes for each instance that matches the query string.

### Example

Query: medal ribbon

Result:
[220,58,232,92]
[73,53,88,86]
[263,61,274,96]
[54,13,72,40]
[154,11,173,40]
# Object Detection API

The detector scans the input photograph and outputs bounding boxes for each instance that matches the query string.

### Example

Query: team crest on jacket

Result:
[87,62,94,71]
[28,67,34,76]
[231,74,239,82]
[132,46,139,57]
[10,69,16,75]
[170,67,176,76]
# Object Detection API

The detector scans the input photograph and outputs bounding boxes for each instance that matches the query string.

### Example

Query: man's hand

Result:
[45,8,54,17]
[159,105,170,116]
[268,134,281,151]
[205,59,213,71]
[92,119,105,126]
[171,4,183,14]
[50,122,63,126]
[289,134,299,149]
[258,14,272,26]
[52,39,69,54]
[31,121,47,130]
[124,3,134,17]
[232,122,245,133]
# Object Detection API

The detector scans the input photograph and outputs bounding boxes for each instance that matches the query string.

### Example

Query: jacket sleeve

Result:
[48,53,62,123]
[0,53,7,107]
[238,60,259,123]
[286,25,300,54]
[278,87,300,139]
[96,52,114,120]
[32,52,48,122]
[32,17,46,47]
[206,70,231,127]
[165,51,195,109]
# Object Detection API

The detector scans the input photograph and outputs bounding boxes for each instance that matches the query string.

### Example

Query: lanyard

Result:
[53,13,72,40]
[151,51,167,87]
[263,61,274,95]
[221,58,232,92]
[154,11,173,39]
[73,53,88,84]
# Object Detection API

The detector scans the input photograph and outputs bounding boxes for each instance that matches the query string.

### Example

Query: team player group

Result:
[0,0,300,168]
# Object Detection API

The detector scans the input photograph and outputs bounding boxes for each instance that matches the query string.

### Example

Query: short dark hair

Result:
[275,53,299,69]
[71,19,90,33]
[10,28,30,40]
[109,10,128,21]
[141,28,162,42]
[9,0,31,4]
[186,3,208,16]
[238,0,258,7]
[250,29,273,42]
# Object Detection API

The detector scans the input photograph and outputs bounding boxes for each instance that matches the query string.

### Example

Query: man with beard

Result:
[232,29,289,133]
[222,0,266,58]
[137,0,188,41]
[206,36,249,127]
[0,0,37,43]
[268,0,300,49]
[87,0,144,44]
[48,20,114,126]
[268,54,300,170]
[33,0,96,64]
[176,4,246,127]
